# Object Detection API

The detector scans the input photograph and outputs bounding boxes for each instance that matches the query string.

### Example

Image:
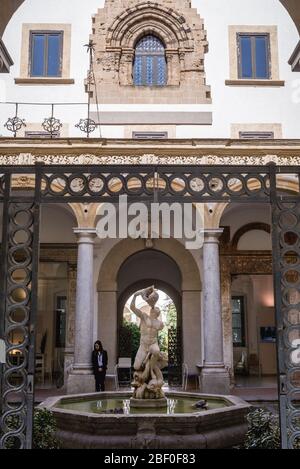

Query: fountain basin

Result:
[40,391,251,449]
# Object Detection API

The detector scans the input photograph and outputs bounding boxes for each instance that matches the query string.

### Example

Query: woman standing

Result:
[92,340,108,392]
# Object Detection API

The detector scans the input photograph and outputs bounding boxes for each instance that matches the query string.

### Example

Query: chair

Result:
[182,363,188,391]
[115,357,132,388]
[35,354,45,385]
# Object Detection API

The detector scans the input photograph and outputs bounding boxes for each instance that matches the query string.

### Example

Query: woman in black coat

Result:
[92,340,108,392]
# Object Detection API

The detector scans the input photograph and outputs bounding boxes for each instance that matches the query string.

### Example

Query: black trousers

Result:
[95,371,106,392]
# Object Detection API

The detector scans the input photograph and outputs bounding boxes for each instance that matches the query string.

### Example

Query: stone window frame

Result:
[15,23,74,85]
[105,6,195,88]
[226,25,285,87]
[90,1,211,104]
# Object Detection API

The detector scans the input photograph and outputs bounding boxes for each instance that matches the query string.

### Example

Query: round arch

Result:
[97,237,202,374]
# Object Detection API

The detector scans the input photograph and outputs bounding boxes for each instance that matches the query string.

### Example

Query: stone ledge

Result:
[14,78,75,85]
[225,79,285,87]
[90,111,213,125]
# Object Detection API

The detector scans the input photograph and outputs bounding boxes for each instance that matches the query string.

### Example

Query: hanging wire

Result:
[75,40,98,138]
[90,43,102,139]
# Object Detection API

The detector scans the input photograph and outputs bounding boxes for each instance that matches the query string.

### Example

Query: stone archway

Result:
[97,237,202,375]
[116,249,183,384]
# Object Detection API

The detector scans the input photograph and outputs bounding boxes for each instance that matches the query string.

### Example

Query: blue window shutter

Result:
[240,36,253,78]
[255,36,269,78]
[31,34,45,77]
[47,34,61,77]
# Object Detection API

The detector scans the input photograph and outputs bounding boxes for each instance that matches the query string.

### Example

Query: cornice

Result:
[0,138,300,165]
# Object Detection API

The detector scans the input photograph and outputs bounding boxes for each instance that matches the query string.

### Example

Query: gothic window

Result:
[133,35,167,87]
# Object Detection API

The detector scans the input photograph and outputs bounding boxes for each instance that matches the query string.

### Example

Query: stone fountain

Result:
[40,288,252,448]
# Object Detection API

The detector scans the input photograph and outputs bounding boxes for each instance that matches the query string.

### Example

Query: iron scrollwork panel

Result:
[272,198,300,450]
[39,165,157,202]
[0,200,40,450]
[156,166,271,202]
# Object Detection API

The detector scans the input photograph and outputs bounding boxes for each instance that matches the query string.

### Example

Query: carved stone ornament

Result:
[1,152,300,167]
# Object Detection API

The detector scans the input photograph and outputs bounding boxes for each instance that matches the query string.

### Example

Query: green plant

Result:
[244,408,280,449]
[0,408,59,449]
[33,408,60,449]
[123,320,140,363]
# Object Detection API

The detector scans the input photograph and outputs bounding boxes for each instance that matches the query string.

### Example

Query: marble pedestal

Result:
[67,370,95,394]
[200,366,231,395]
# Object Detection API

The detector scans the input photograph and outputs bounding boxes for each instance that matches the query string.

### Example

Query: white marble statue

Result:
[130,286,167,400]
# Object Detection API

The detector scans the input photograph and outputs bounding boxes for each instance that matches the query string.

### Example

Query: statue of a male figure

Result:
[130,286,167,399]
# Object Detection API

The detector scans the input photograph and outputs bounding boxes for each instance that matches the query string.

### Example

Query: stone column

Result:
[200,229,230,394]
[67,229,96,394]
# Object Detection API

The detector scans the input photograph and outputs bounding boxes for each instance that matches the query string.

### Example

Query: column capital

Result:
[73,228,97,241]
[203,228,224,242]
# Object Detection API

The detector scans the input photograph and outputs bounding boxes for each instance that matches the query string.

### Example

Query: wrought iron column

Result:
[0,170,40,449]
[271,164,300,449]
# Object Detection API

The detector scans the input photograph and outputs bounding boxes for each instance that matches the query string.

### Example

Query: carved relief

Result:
[2,151,300,167]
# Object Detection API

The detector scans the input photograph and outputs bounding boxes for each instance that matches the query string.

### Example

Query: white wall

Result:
[0,0,299,138]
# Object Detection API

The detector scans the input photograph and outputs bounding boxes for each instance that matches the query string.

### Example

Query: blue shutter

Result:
[31,34,46,77]
[240,36,253,79]
[47,34,62,77]
[255,36,269,79]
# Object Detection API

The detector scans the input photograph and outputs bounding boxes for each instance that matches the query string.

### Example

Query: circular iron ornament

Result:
[188,176,206,194]
[225,174,246,196]
[168,175,189,194]
[206,175,226,194]
[8,305,29,326]
[42,116,62,135]
[106,174,126,195]
[48,174,69,196]
[4,116,26,135]
[75,118,97,135]
[87,175,105,194]
[125,174,145,195]
[68,174,88,195]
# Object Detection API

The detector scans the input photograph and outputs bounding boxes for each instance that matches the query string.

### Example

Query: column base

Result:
[66,369,95,395]
[200,366,231,395]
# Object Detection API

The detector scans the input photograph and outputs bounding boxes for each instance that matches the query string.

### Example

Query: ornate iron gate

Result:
[0,162,299,448]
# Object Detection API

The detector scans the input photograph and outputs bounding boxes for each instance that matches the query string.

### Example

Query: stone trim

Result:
[90,111,212,125]
[231,123,283,139]
[228,25,281,82]
[225,79,285,87]
[17,23,72,80]
[15,78,74,85]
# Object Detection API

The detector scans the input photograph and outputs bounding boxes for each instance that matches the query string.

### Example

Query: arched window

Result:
[133,35,167,86]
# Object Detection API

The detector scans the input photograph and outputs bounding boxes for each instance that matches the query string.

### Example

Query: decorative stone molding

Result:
[89,0,211,104]
[2,152,300,167]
